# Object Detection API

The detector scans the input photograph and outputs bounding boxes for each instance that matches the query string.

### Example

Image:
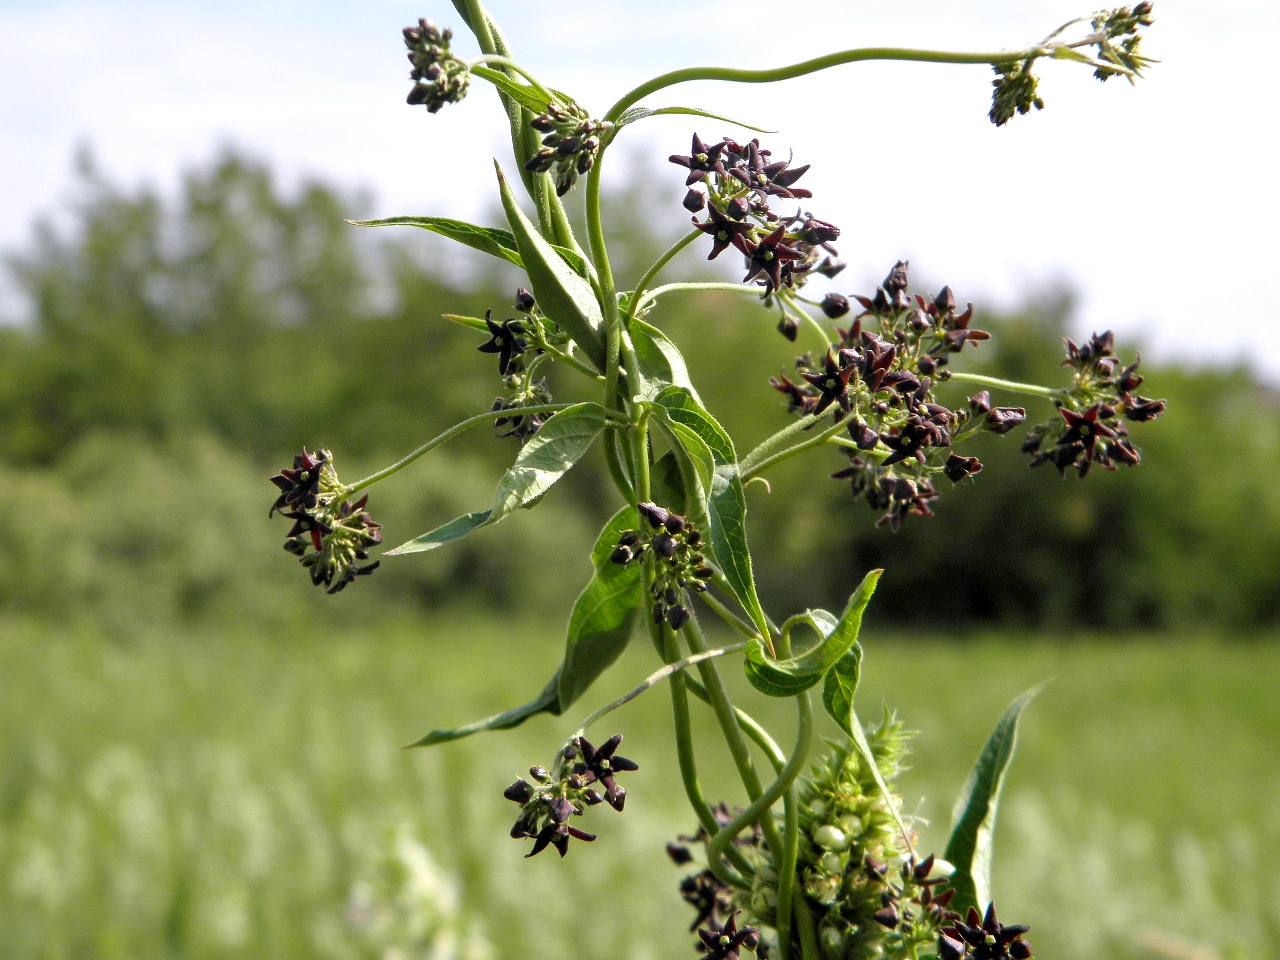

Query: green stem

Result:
[704,691,813,960]
[604,430,635,503]
[945,370,1069,399]
[634,408,652,503]
[697,590,764,641]
[633,281,761,318]
[468,55,556,102]
[604,45,1048,123]
[655,615,754,887]
[344,403,586,494]
[741,417,850,481]
[684,679,785,773]
[625,230,702,323]
[572,641,746,740]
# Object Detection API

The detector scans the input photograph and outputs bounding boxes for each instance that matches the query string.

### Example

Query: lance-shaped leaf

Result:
[744,570,881,696]
[388,404,607,555]
[471,65,554,115]
[556,506,646,708]
[490,403,608,522]
[651,415,713,529]
[497,163,606,369]
[349,216,523,267]
[644,386,770,642]
[614,105,775,133]
[630,319,699,401]
[944,683,1047,915]
[405,508,643,748]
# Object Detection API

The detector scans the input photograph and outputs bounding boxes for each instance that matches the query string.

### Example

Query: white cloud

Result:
[2,0,1275,377]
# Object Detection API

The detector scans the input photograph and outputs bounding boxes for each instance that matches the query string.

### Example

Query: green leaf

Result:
[471,65,554,115]
[944,683,1047,915]
[647,450,686,517]
[655,387,734,464]
[615,105,776,134]
[653,416,714,529]
[643,386,770,642]
[630,319,699,400]
[348,216,522,267]
[405,673,559,747]
[746,570,880,695]
[404,508,643,748]
[820,645,862,732]
[550,243,591,280]
[490,403,607,523]
[497,163,606,369]
[708,463,771,640]
[556,507,646,709]
[388,404,605,555]
[385,509,493,556]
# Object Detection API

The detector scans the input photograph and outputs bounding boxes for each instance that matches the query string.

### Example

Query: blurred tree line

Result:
[2,149,1277,636]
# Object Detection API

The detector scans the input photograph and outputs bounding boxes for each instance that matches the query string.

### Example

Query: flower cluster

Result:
[671,134,843,298]
[1021,330,1165,477]
[270,449,382,593]
[939,904,1033,960]
[1090,2,1156,82]
[611,502,714,629]
[476,289,569,443]
[403,19,470,113]
[989,60,1044,127]
[769,261,1024,529]
[504,734,637,858]
[525,102,610,196]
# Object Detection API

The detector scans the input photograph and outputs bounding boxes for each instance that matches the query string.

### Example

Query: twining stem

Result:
[704,691,815,960]
[344,402,594,494]
[741,417,851,481]
[605,45,1058,123]
[945,370,1070,399]
[572,643,746,740]
[684,678,785,773]
[654,615,755,887]
[684,612,819,960]
[625,230,701,324]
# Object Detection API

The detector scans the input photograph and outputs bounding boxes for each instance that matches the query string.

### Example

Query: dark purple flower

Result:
[477,310,527,376]
[571,734,639,811]
[693,205,754,261]
[800,350,857,416]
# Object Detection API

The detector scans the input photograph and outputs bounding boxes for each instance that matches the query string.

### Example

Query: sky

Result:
[2,0,1277,380]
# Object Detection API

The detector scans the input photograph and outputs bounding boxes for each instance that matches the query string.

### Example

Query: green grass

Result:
[1,619,1276,960]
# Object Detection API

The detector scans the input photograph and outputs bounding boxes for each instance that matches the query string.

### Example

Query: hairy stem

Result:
[741,417,850,481]
[345,403,591,494]
[625,230,701,323]
[633,281,762,318]
[945,370,1069,399]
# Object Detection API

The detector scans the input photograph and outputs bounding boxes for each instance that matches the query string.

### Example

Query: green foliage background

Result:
[1,151,1277,960]
[2,150,1278,635]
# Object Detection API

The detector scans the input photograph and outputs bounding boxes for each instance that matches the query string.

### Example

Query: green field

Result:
[1,620,1275,960]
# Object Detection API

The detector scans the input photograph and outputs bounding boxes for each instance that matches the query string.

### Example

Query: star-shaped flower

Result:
[571,734,639,811]
[693,205,754,261]
[477,310,527,376]
[800,350,857,416]
[742,224,804,293]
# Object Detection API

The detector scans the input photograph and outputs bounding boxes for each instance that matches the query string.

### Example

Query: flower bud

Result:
[821,293,850,319]
[777,315,799,341]
[683,188,706,212]
[813,825,848,850]
[515,287,535,312]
